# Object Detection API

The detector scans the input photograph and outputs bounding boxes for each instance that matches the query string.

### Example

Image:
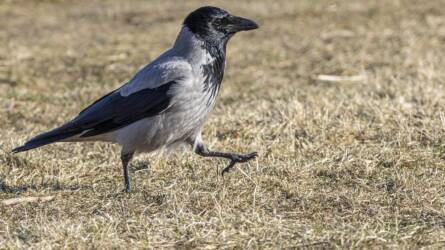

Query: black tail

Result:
[12,123,82,153]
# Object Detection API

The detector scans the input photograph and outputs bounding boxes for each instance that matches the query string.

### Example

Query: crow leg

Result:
[121,151,134,192]
[194,143,257,175]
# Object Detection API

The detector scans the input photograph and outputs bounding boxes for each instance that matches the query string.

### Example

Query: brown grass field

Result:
[1,0,445,248]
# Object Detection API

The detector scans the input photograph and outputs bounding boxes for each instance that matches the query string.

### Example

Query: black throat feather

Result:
[201,41,226,105]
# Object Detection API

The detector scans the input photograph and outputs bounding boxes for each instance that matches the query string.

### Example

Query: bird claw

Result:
[221,151,258,176]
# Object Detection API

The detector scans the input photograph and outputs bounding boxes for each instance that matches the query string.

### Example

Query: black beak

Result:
[227,15,259,33]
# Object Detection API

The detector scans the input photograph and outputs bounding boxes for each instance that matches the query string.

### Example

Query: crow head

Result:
[183,6,258,46]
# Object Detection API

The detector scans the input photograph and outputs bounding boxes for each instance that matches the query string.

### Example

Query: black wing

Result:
[75,81,175,137]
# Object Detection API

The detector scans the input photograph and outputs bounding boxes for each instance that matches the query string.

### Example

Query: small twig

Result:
[2,196,54,206]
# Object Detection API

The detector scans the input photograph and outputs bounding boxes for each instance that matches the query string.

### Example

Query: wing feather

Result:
[76,81,174,137]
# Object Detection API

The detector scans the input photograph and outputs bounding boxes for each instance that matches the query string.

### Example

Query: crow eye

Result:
[214,17,229,26]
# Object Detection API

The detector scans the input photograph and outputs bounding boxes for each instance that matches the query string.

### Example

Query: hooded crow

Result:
[12,6,259,192]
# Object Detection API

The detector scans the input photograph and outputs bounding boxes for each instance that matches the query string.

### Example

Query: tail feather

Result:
[12,123,81,153]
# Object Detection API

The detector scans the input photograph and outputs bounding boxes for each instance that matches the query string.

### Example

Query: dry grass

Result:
[1,0,445,248]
